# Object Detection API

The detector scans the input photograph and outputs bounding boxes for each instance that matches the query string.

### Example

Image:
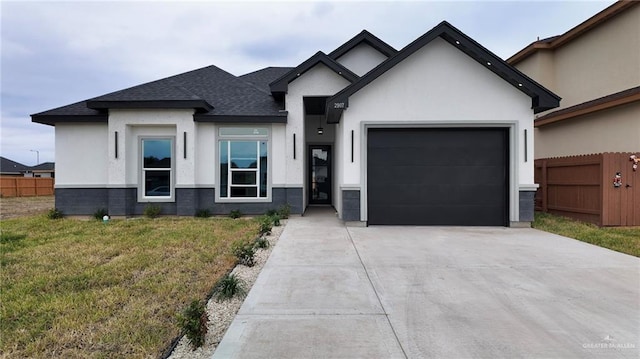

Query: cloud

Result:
[0,0,615,166]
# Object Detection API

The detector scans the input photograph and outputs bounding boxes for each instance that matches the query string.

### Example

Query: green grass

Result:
[0,215,259,358]
[533,212,640,257]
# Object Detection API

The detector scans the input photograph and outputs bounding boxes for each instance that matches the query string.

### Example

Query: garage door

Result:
[367,128,508,226]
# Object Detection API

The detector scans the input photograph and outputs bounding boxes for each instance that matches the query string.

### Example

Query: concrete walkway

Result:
[213,207,640,358]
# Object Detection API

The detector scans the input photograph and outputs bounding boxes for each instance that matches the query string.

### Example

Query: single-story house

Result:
[0,156,55,178]
[1,157,31,177]
[32,21,559,226]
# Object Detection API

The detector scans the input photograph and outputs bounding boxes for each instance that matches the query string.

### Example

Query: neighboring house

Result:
[0,156,55,178]
[30,162,55,178]
[507,0,639,159]
[32,21,559,226]
[1,157,31,177]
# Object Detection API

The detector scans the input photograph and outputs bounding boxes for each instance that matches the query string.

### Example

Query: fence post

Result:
[541,160,548,212]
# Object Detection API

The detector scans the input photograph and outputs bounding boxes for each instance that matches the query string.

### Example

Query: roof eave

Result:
[535,86,640,127]
[193,113,288,123]
[86,99,213,112]
[31,114,109,126]
[507,1,638,65]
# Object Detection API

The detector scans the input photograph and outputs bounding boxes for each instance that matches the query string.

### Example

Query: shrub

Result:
[254,237,269,249]
[144,204,162,218]
[214,274,246,301]
[176,300,208,349]
[270,214,281,227]
[258,216,272,236]
[195,209,211,218]
[229,209,242,219]
[93,208,108,221]
[278,203,291,219]
[231,240,255,267]
[265,209,278,217]
[47,208,63,220]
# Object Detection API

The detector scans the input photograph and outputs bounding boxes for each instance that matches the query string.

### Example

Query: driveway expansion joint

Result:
[345,225,410,359]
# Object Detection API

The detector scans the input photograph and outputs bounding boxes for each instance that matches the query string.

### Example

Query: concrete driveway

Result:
[213,208,639,358]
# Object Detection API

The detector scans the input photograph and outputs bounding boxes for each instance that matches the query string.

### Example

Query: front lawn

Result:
[533,212,640,257]
[0,215,259,358]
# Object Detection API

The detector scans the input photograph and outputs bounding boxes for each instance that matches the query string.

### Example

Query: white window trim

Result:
[216,126,272,203]
[138,136,175,202]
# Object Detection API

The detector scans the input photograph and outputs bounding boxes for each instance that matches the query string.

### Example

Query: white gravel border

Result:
[167,220,286,359]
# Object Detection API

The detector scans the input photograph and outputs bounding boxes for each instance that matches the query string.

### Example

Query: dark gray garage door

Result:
[367,128,508,226]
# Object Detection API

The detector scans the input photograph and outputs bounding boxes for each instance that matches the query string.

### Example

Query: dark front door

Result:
[309,146,331,204]
[367,128,508,226]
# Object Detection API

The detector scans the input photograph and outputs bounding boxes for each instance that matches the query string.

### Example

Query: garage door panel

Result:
[368,165,504,185]
[367,128,508,226]
[368,184,504,206]
[368,204,506,225]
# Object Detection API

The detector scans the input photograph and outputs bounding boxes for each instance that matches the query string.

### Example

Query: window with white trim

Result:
[141,138,173,199]
[219,128,268,198]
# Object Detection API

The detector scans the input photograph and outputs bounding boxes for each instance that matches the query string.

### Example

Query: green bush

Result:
[265,209,278,217]
[214,274,245,301]
[195,209,211,218]
[254,237,269,249]
[270,214,281,227]
[258,216,272,236]
[176,300,208,349]
[93,208,108,221]
[278,203,291,219]
[229,209,242,219]
[231,240,255,267]
[144,204,162,218]
[47,208,63,220]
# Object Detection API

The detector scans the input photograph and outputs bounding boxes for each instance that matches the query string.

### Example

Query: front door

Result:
[309,146,331,204]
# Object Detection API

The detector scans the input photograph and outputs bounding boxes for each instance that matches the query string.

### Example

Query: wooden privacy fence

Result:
[0,177,54,197]
[535,152,639,226]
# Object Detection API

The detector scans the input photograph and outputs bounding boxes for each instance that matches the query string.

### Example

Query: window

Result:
[219,128,268,199]
[141,138,173,199]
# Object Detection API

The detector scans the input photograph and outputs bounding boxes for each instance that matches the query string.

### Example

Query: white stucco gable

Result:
[346,37,532,121]
[335,42,389,76]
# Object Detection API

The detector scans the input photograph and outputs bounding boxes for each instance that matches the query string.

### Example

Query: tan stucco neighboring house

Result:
[507,0,640,159]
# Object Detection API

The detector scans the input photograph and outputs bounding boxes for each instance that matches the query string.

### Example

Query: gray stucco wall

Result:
[342,189,361,222]
[519,190,536,222]
[55,187,303,217]
[55,188,109,216]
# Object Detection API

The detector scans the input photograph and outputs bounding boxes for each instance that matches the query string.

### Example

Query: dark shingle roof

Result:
[0,157,30,174]
[239,67,293,94]
[33,65,291,125]
[32,162,55,171]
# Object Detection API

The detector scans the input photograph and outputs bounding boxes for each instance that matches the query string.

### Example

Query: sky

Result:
[1,0,615,166]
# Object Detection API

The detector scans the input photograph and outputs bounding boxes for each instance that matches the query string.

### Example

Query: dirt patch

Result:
[0,196,55,220]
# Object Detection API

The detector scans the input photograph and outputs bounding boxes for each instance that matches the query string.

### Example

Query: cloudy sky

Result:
[1,0,614,166]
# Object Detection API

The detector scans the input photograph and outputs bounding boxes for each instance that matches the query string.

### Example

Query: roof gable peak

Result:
[329,29,397,60]
[326,21,561,123]
[269,51,359,98]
